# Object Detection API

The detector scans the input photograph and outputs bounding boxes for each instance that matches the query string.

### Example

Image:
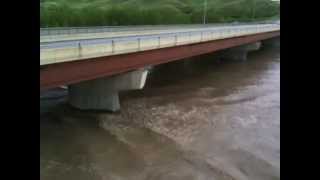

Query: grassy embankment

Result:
[40,0,280,27]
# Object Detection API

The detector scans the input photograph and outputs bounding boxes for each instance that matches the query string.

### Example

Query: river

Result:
[40,46,280,180]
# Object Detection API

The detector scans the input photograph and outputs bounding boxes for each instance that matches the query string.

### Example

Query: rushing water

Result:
[40,46,280,180]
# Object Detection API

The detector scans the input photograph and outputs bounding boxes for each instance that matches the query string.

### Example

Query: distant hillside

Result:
[40,0,280,27]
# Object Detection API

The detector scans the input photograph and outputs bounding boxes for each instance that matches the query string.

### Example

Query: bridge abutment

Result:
[68,69,149,112]
[220,42,261,61]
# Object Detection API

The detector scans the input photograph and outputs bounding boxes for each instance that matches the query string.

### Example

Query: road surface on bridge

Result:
[40,22,276,43]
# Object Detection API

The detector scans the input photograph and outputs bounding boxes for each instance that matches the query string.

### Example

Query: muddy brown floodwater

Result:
[40,46,280,180]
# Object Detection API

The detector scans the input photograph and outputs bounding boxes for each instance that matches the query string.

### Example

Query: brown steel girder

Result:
[40,31,280,90]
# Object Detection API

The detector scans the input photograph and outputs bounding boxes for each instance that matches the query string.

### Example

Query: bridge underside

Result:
[40,31,279,90]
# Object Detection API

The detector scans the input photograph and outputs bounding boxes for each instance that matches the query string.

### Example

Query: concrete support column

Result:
[68,69,148,112]
[220,42,261,61]
[262,37,280,48]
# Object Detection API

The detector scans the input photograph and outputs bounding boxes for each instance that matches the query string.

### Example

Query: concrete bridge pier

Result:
[262,37,280,48]
[68,69,149,112]
[220,42,261,61]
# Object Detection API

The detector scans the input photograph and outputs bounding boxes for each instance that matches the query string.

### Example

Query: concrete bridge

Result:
[40,23,280,111]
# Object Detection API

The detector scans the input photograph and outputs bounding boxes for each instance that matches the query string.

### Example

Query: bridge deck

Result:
[40,24,280,66]
[40,30,280,90]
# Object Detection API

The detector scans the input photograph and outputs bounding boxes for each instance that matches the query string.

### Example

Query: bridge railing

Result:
[40,21,279,36]
[40,24,280,66]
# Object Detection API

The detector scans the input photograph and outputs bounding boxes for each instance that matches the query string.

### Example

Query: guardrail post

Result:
[158,36,161,48]
[78,42,82,58]
[138,38,141,51]
[112,40,115,54]
[175,35,178,46]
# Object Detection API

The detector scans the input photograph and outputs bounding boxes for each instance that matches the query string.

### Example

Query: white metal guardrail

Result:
[40,21,278,36]
[40,24,280,66]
